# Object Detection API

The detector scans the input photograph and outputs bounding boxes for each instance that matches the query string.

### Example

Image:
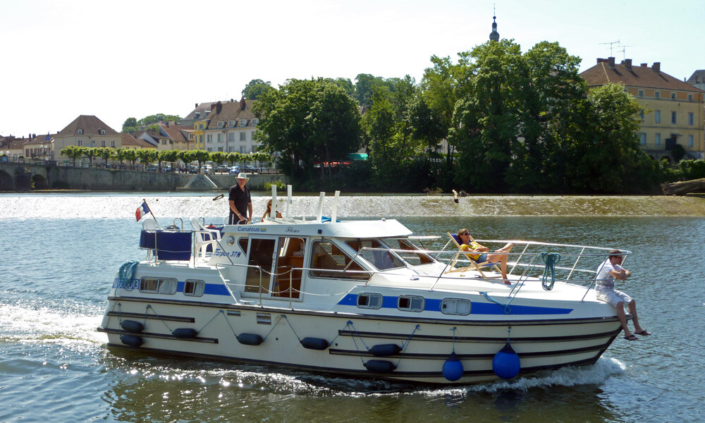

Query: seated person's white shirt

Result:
[596,260,623,291]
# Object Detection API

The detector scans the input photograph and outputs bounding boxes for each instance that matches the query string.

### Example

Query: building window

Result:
[111,140,116,148]
[689,135,694,148]
[91,140,96,147]
[251,119,258,126]
[638,90,644,97]
[240,132,246,141]
[77,129,83,135]
[655,110,661,123]
[240,119,248,127]
[218,147,223,152]
[230,120,236,127]
[207,134,212,143]
[640,110,645,122]
[688,94,693,101]
[671,92,676,100]
[207,147,212,152]
[217,121,224,128]
[101,140,106,147]
[195,112,201,119]
[77,140,82,146]
[639,133,646,145]
[217,133,222,142]
[655,91,660,98]
[689,113,694,125]
[228,147,234,152]
[240,146,245,153]
[655,133,661,146]
[228,133,235,142]
[672,112,677,124]
[100,130,106,135]
[199,135,203,143]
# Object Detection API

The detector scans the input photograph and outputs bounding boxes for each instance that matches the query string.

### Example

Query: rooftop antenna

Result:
[618,45,633,61]
[600,40,620,57]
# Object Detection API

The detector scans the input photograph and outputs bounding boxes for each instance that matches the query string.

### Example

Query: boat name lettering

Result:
[237,226,267,233]
[285,227,300,233]
[215,250,241,258]
[116,278,139,290]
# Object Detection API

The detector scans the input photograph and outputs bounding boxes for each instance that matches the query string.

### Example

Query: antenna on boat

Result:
[271,184,278,221]
[285,185,293,220]
[316,192,325,223]
[331,191,340,223]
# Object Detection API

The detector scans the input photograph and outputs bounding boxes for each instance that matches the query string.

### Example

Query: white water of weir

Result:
[2,194,705,219]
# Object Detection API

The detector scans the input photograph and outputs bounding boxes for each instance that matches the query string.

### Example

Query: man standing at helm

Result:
[229,173,252,224]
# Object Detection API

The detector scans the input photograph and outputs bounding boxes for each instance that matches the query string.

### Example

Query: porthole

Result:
[398,295,424,312]
[226,236,235,246]
[357,293,383,309]
[441,298,472,316]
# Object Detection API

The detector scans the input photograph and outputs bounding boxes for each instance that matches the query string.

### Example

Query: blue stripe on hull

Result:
[337,294,572,315]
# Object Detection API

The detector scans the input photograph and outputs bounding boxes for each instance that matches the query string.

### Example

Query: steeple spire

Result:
[489,6,499,42]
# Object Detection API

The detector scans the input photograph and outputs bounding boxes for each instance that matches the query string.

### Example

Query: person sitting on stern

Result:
[457,228,514,284]
[595,250,651,341]
[261,199,283,222]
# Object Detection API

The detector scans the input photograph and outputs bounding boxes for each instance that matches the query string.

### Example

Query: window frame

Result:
[184,279,205,297]
[441,298,472,316]
[357,293,383,310]
[397,295,425,312]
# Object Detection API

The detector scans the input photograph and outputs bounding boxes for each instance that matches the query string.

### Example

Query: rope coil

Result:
[540,252,561,291]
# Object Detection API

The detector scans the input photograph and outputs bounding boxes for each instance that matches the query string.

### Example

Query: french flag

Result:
[136,202,149,222]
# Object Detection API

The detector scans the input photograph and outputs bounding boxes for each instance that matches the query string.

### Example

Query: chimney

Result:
[653,62,661,74]
[195,103,198,109]
[641,63,648,67]
[597,58,606,64]
[625,59,632,71]
[240,98,246,111]
[607,57,615,68]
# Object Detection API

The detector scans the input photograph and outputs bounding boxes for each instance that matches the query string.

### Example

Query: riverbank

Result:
[2,194,704,219]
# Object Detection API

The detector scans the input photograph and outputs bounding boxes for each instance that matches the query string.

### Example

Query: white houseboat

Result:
[98,189,627,384]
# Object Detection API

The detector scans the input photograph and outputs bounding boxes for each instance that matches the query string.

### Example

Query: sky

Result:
[1,0,703,138]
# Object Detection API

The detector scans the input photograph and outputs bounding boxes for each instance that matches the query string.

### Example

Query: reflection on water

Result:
[1,199,705,422]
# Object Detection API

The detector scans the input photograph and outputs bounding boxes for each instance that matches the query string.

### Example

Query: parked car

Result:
[229,165,240,175]
[215,165,229,173]
[189,166,199,174]
[162,165,172,172]
[203,165,213,175]
[242,165,257,173]
[146,164,158,172]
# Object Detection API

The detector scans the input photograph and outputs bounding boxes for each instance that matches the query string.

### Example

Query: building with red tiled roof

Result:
[203,99,260,154]
[580,58,705,160]
[53,115,122,162]
[121,132,156,150]
[687,70,705,92]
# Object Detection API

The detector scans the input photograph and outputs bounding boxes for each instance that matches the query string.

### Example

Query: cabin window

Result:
[271,237,307,298]
[309,240,369,280]
[398,295,424,312]
[245,238,276,293]
[346,239,404,270]
[357,293,383,309]
[441,298,472,315]
[140,277,177,295]
[184,279,205,297]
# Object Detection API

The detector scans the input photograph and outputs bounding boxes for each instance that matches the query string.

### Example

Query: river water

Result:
[1,194,705,422]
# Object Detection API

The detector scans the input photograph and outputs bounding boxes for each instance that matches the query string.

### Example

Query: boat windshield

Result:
[382,238,435,266]
[346,239,405,270]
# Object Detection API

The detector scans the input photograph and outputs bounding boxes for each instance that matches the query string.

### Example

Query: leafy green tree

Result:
[254,78,361,183]
[158,150,179,171]
[671,144,686,163]
[211,151,227,166]
[138,114,181,127]
[193,150,210,168]
[226,152,242,166]
[123,148,137,169]
[326,77,354,97]
[60,146,83,167]
[114,148,127,166]
[122,117,138,134]
[82,147,99,167]
[564,83,654,193]
[354,73,393,107]
[242,79,274,100]
[97,147,113,166]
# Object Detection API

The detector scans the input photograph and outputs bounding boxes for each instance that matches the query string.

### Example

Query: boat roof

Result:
[224,219,412,238]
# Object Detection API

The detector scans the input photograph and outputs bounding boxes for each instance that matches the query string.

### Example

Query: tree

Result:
[211,151,227,166]
[60,146,83,167]
[158,150,179,171]
[254,78,361,184]
[326,77,354,97]
[122,117,138,134]
[98,147,114,166]
[242,79,274,100]
[193,150,210,169]
[82,147,99,167]
[123,148,137,169]
[114,148,127,166]
[226,152,242,166]
[137,114,181,127]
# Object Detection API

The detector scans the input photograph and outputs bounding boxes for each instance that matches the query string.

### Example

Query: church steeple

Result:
[490,6,499,41]
[489,9,499,42]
